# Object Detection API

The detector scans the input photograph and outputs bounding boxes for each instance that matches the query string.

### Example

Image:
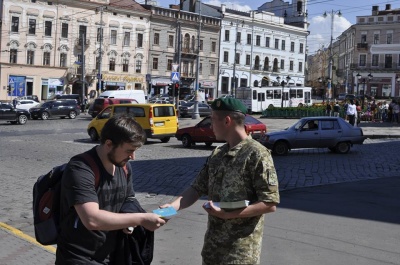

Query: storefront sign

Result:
[102,74,144,83]
[200,81,215,88]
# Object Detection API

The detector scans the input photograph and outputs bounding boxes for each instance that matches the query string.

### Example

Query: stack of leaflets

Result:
[152,206,177,219]
[204,200,250,209]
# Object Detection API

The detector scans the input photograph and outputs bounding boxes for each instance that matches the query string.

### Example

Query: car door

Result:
[50,101,63,116]
[292,120,321,148]
[192,117,214,142]
[1,104,16,120]
[319,119,343,147]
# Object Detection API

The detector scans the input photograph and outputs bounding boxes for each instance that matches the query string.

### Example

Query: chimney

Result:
[221,4,226,15]
[385,4,391,10]
[372,5,379,15]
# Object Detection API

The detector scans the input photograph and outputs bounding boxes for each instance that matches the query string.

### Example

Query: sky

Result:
[137,0,400,55]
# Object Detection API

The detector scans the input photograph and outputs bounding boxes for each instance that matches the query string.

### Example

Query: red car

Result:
[175,115,267,147]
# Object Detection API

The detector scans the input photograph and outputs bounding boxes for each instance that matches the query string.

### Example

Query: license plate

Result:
[155,122,164,127]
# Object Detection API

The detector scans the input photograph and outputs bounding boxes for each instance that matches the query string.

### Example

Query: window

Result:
[235,53,240,64]
[43,52,50,66]
[300,43,304,53]
[289,60,293,70]
[97,28,103,42]
[224,30,230,41]
[210,64,215,75]
[134,33,142,48]
[27,50,34,65]
[29,19,36,34]
[211,41,216,52]
[45,21,52,36]
[275,39,279,49]
[10,49,18,63]
[123,32,130,46]
[387,33,393,44]
[281,40,286,50]
[110,30,117,45]
[373,34,379,44]
[11,17,19,33]
[199,63,202,74]
[361,33,367,43]
[154,32,160,45]
[247,34,251,45]
[223,51,229,63]
[372,54,379,66]
[266,37,270,48]
[298,62,303,72]
[167,59,173,71]
[200,39,203,51]
[246,54,251,65]
[122,58,129,72]
[281,59,285,70]
[359,54,366,66]
[152,57,158,70]
[168,35,174,47]
[136,60,142,73]
[60,53,67,67]
[109,58,116,71]
[256,35,261,46]
[290,42,295,52]
[61,23,68,38]
[236,32,241,43]
[385,54,392,68]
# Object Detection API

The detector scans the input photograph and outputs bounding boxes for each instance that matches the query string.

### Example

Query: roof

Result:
[109,0,149,13]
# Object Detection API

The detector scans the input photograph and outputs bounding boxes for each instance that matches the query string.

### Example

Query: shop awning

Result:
[152,78,172,86]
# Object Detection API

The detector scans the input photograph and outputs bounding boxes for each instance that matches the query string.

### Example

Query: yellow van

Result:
[87,103,179,143]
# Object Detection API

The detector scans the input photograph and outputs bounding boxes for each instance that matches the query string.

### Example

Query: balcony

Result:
[181,72,195,78]
[350,62,400,71]
[75,38,90,49]
[357,43,368,50]
[181,47,197,59]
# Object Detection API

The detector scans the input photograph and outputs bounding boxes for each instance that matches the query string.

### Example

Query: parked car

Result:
[17,95,40,102]
[29,99,81,120]
[15,99,39,112]
[259,117,365,155]
[87,103,178,143]
[179,102,212,118]
[175,115,267,147]
[0,102,30,125]
[49,94,82,105]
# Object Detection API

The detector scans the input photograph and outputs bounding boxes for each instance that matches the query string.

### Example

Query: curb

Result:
[0,222,56,254]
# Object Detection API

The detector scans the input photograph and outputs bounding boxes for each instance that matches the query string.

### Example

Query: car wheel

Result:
[89,128,99,141]
[273,141,289,156]
[182,134,192,148]
[69,111,77,119]
[205,142,213,147]
[335,142,351,154]
[18,115,28,125]
[41,112,49,120]
[160,137,170,143]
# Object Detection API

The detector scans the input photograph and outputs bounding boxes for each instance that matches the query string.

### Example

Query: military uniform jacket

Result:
[191,137,280,265]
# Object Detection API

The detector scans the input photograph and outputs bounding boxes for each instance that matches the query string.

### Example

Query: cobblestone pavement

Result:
[0,117,399,264]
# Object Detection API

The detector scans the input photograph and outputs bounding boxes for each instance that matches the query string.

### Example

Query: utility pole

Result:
[81,33,85,111]
[192,0,201,119]
[97,6,104,96]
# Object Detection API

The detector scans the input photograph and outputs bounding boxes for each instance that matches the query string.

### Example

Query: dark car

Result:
[49,94,81,105]
[179,102,212,118]
[30,99,81,120]
[0,103,30,125]
[259,117,365,155]
[175,115,267,147]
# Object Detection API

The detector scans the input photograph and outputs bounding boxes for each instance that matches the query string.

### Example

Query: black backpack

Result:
[32,153,99,245]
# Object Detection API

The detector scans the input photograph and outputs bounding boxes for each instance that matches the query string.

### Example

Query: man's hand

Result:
[202,201,229,219]
[140,213,166,231]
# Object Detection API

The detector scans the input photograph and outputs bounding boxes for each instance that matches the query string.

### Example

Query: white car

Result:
[15,99,40,112]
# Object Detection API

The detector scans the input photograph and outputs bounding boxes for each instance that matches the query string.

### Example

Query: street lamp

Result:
[323,10,342,100]
[361,73,373,110]
[318,77,326,102]
[277,76,290,108]
[356,72,361,96]
[230,20,244,98]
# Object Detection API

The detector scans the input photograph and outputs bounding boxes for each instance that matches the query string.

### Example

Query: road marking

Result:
[0,222,56,254]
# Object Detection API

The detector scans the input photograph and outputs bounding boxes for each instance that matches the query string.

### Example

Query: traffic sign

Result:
[171,72,180,82]
[172,64,179,72]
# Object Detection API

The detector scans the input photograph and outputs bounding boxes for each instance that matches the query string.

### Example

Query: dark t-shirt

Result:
[56,146,134,264]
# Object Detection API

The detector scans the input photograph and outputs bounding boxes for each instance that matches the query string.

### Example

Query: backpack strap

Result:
[77,153,101,189]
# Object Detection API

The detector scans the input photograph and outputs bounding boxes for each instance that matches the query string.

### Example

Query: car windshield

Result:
[293,120,304,130]
[244,115,262,125]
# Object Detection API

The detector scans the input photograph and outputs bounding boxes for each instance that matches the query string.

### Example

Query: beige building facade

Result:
[0,0,151,102]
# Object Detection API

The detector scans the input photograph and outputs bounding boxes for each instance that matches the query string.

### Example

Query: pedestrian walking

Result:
[333,102,340,117]
[161,98,280,265]
[346,99,357,126]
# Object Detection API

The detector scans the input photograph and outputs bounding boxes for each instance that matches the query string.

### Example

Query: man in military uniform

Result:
[162,97,280,264]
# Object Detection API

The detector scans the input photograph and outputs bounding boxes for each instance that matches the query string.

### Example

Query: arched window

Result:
[183,33,190,52]
[109,50,117,71]
[43,44,52,66]
[254,56,260,70]
[273,58,279,72]
[191,36,195,51]
[26,42,36,65]
[264,57,269,71]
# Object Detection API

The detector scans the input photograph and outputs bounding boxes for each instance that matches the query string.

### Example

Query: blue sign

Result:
[171,72,180,82]
[9,75,26,97]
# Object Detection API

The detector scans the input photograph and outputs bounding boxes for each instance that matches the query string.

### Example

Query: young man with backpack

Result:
[55,115,165,264]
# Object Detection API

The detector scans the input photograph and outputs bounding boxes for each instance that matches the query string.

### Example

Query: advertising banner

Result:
[8,75,26,97]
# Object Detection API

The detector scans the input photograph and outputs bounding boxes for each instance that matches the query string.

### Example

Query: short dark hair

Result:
[214,110,245,126]
[100,114,145,147]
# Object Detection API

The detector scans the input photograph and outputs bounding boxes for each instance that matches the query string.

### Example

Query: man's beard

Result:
[107,147,129,167]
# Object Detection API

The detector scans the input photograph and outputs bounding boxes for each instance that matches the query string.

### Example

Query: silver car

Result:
[260,117,365,155]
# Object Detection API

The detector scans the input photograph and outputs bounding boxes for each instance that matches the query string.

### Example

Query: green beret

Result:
[211,97,247,115]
